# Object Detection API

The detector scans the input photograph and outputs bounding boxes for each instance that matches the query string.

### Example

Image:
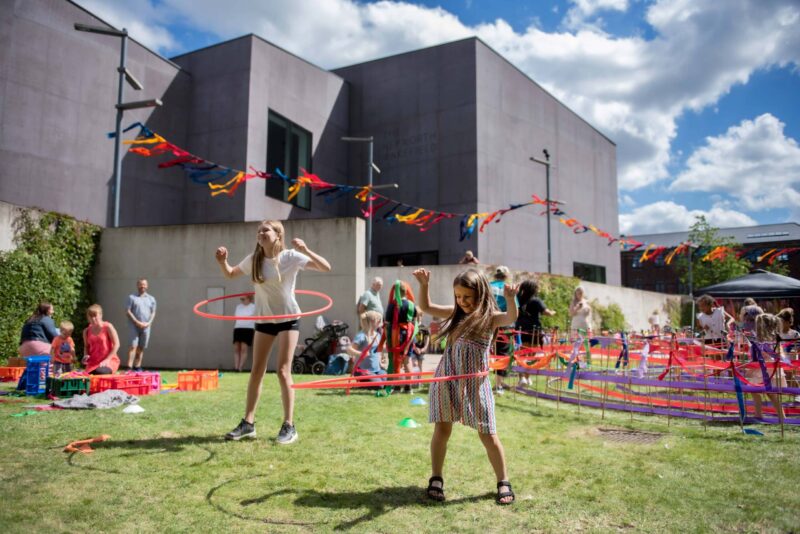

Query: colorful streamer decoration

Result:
[115,123,800,259]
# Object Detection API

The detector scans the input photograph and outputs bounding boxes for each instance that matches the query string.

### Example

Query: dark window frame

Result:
[266,110,312,210]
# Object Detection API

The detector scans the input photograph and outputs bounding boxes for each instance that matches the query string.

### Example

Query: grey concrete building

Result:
[1,0,620,283]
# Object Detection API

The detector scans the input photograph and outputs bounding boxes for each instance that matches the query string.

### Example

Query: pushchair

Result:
[291,321,349,375]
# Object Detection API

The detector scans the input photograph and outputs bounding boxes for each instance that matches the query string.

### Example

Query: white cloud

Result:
[74,0,178,52]
[72,0,800,194]
[564,0,629,30]
[619,201,757,235]
[670,113,800,211]
[620,194,636,207]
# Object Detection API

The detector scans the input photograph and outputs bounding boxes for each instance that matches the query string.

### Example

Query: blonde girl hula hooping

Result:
[215,220,331,444]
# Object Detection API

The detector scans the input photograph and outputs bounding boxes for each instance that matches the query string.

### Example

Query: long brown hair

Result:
[436,269,498,345]
[251,220,286,284]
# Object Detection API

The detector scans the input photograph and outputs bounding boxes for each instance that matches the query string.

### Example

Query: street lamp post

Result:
[530,149,552,274]
[342,136,375,267]
[74,23,162,227]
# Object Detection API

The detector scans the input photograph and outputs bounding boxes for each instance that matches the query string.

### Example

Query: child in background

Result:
[695,294,734,347]
[747,313,786,422]
[348,311,386,383]
[50,321,76,375]
[648,309,661,337]
[413,267,518,505]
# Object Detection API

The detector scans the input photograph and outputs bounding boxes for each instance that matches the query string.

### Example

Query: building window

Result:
[378,250,439,267]
[266,111,312,209]
[631,258,641,269]
[573,262,606,284]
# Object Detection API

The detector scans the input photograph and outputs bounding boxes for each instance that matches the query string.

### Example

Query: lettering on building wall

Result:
[379,131,438,164]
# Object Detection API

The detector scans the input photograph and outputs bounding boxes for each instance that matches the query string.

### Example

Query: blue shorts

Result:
[130,326,151,349]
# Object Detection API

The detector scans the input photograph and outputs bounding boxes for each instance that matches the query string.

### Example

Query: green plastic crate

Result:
[46,377,90,398]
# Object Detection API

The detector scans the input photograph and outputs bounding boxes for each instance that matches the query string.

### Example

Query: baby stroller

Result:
[292,321,349,375]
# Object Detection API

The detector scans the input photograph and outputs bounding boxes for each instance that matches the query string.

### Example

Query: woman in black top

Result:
[19,301,59,357]
[515,280,556,348]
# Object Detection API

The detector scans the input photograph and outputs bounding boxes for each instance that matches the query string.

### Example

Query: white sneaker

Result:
[495,386,505,396]
[519,377,530,386]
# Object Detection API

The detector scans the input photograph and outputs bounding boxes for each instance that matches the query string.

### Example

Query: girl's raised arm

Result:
[412,268,453,319]
[492,283,519,330]
[292,238,331,272]
[216,246,244,279]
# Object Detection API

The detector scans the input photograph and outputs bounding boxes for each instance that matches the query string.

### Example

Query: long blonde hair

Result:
[251,220,286,284]
[437,269,498,345]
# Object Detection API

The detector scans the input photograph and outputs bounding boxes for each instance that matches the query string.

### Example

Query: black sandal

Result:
[496,480,515,505]
[427,476,445,502]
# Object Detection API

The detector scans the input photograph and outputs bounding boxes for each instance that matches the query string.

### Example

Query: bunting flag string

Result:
[115,122,800,258]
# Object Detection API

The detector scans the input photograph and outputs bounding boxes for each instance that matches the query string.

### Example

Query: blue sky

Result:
[75,0,800,236]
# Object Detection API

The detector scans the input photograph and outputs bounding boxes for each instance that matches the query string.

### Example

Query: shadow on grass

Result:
[207,475,493,530]
[65,435,222,473]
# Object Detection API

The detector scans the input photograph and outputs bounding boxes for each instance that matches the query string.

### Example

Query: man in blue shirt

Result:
[126,279,157,371]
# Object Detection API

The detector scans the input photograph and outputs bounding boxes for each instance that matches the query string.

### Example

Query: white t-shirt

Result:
[570,300,592,331]
[233,302,256,329]
[648,314,660,327]
[237,249,310,324]
[697,307,726,340]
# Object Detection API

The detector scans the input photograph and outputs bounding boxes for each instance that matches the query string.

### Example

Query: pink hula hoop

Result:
[292,370,489,390]
[193,290,333,321]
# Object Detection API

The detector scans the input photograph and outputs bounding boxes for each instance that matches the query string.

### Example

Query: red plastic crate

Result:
[177,370,218,391]
[90,374,152,396]
[126,371,161,394]
[0,366,25,381]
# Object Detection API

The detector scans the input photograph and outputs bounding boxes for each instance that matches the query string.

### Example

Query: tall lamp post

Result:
[74,23,162,228]
[530,149,552,274]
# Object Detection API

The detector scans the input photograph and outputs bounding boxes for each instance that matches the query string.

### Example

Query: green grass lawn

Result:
[1,372,799,533]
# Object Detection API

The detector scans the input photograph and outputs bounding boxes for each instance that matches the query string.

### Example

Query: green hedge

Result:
[0,209,101,362]
[536,274,581,331]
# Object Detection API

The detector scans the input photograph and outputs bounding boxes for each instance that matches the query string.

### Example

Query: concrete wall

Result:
[0,0,186,227]
[0,200,21,252]
[334,39,479,266]
[93,217,365,370]
[368,265,678,332]
[244,37,350,222]
[475,41,621,284]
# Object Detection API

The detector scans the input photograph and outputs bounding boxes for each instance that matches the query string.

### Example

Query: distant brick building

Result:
[621,223,800,294]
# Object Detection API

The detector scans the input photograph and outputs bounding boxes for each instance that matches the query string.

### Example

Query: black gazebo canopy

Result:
[696,269,800,298]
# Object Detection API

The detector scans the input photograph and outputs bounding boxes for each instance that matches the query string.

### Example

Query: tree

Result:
[674,216,751,292]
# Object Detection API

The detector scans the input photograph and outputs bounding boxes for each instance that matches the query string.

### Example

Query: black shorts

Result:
[519,330,544,347]
[233,328,254,345]
[255,320,300,336]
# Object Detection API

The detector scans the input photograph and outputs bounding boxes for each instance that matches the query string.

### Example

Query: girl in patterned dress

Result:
[412,268,518,505]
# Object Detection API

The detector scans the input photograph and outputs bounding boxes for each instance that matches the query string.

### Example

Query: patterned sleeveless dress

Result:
[429,332,496,434]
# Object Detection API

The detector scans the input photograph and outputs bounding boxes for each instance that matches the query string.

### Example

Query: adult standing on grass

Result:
[126,278,157,372]
[18,301,59,357]
[357,277,384,316]
[216,220,331,444]
[413,267,518,506]
[232,294,256,372]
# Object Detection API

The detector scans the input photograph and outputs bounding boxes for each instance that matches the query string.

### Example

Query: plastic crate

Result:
[89,375,105,394]
[126,371,161,394]
[110,375,151,396]
[0,367,25,380]
[7,356,28,367]
[23,355,51,395]
[46,377,90,398]
[177,370,219,391]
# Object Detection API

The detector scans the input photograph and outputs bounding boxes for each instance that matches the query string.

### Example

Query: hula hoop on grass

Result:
[292,370,489,390]
[193,290,333,321]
